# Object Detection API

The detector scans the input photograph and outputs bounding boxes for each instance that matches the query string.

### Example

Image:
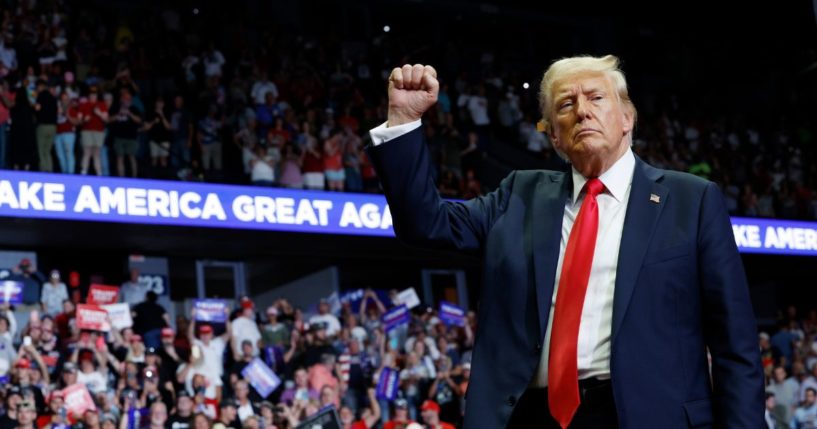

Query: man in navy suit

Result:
[365,56,764,428]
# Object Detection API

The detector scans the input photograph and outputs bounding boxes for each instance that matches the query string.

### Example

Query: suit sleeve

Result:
[365,126,515,252]
[697,181,765,428]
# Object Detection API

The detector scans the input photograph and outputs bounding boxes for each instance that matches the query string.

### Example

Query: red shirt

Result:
[383,420,415,429]
[350,421,368,429]
[78,101,107,132]
[303,150,323,173]
[323,144,342,171]
[57,106,79,134]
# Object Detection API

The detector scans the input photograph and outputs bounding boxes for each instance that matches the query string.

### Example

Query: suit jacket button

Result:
[507,395,517,406]
[534,342,542,353]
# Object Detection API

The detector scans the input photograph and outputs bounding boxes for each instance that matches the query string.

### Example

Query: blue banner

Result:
[339,289,392,313]
[731,217,817,256]
[375,367,400,401]
[241,358,282,398]
[381,305,410,333]
[439,301,466,327]
[0,281,23,304]
[0,171,392,237]
[2,171,817,257]
[194,299,227,323]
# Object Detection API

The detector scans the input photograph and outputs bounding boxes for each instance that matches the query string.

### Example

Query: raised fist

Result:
[387,64,439,127]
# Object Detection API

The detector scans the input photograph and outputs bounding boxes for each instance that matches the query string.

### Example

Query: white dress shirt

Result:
[369,120,635,388]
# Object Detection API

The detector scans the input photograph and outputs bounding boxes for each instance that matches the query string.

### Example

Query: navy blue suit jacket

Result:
[366,127,764,428]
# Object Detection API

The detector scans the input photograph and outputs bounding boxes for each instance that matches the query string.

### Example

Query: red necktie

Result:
[548,177,605,429]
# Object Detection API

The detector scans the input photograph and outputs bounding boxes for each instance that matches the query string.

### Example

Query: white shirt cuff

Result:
[369,119,423,146]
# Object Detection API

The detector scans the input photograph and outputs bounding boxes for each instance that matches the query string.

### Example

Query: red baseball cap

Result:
[48,390,65,402]
[198,324,213,334]
[15,358,31,369]
[240,297,254,310]
[420,400,440,413]
[161,328,175,338]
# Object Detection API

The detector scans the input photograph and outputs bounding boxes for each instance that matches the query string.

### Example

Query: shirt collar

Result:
[571,148,635,204]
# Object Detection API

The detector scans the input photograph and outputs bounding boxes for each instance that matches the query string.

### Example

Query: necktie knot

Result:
[584,178,604,198]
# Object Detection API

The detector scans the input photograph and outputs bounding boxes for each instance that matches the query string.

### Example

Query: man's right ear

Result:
[537,120,555,140]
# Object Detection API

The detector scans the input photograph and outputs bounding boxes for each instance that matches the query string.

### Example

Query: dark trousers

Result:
[507,379,619,429]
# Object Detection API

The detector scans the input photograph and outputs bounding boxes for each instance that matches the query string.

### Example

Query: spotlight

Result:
[522,82,530,90]
[383,25,391,33]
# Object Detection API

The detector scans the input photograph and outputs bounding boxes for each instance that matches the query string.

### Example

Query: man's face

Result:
[394,407,408,420]
[221,406,236,421]
[150,405,167,425]
[766,395,776,410]
[320,387,334,405]
[421,409,439,425]
[235,382,249,400]
[50,397,63,413]
[177,396,193,415]
[774,367,787,382]
[295,369,308,387]
[17,407,35,424]
[319,302,329,315]
[808,390,816,406]
[339,407,354,424]
[549,71,633,175]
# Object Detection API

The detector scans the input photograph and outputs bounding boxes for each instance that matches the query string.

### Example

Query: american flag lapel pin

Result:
[650,193,661,204]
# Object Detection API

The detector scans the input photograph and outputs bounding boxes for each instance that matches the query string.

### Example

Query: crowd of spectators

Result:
[0,257,472,428]
[760,306,817,428]
[0,2,813,220]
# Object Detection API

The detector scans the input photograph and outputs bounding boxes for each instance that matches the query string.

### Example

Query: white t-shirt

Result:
[308,314,341,337]
[458,95,490,126]
[180,362,222,399]
[203,50,225,77]
[251,81,279,105]
[251,155,275,182]
[194,337,226,377]
[237,401,255,422]
[77,370,107,394]
[232,316,262,357]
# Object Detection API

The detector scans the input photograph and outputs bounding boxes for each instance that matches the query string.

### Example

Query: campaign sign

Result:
[194,299,227,323]
[241,358,281,398]
[87,284,120,305]
[395,288,421,309]
[295,406,342,429]
[62,383,96,418]
[381,304,410,333]
[375,367,400,401]
[439,301,466,327]
[76,304,111,332]
[102,303,133,329]
[0,281,22,304]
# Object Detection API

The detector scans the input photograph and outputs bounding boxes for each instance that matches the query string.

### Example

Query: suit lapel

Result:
[611,157,667,345]
[532,171,571,340]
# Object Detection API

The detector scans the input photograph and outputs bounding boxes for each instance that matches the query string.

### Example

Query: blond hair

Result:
[538,55,637,135]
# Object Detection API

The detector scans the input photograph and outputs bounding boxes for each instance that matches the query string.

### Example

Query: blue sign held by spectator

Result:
[439,301,466,327]
[242,358,282,398]
[193,299,227,323]
[0,281,23,304]
[381,304,410,333]
[375,367,400,401]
